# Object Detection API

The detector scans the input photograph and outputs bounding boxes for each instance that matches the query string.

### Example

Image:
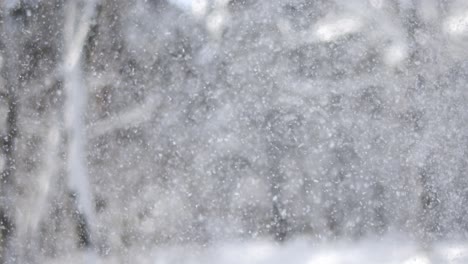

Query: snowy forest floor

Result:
[47,235,468,264]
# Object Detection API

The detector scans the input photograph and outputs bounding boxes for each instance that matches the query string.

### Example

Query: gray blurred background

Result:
[1,0,468,263]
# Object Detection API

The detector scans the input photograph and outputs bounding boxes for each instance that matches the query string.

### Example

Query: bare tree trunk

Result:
[0,84,18,264]
[267,145,288,242]
[63,0,99,258]
[0,3,22,263]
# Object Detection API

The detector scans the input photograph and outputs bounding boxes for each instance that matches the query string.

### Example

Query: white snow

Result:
[444,11,468,36]
[150,238,468,264]
[46,237,468,264]
[314,17,363,42]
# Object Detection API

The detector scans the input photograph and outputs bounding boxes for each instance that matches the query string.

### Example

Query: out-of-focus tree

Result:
[2,0,468,262]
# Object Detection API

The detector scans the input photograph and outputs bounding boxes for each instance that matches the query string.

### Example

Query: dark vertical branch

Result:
[0,3,22,262]
[371,183,387,234]
[0,86,18,263]
[2,89,18,184]
[418,162,442,242]
[264,110,289,242]
[268,146,288,242]
[0,211,14,264]
[69,192,92,249]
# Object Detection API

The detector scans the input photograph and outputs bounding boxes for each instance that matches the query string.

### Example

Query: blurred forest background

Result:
[2,0,468,263]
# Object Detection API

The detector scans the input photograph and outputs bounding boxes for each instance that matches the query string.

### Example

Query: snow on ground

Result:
[47,235,468,264]
[149,238,468,264]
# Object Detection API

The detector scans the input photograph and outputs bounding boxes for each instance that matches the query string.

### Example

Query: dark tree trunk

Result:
[69,192,93,249]
[419,165,442,242]
[0,5,22,263]
[0,93,18,264]
[267,145,288,242]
